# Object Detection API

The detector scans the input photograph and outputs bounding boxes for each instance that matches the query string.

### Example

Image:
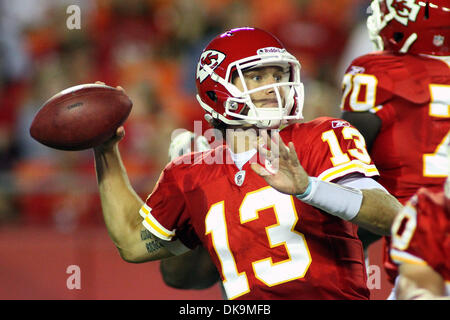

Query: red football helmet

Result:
[367,0,450,55]
[195,27,304,129]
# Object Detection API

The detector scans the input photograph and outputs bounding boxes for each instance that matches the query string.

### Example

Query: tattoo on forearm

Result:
[140,229,153,241]
[145,240,164,253]
[141,229,164,253]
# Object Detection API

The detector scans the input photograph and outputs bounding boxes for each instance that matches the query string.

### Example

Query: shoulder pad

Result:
[347,52,431,104]
[288,117,351,137]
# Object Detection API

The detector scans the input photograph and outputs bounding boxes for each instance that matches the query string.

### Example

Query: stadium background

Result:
[0,0,393,299]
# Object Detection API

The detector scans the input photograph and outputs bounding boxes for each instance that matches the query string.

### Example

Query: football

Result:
[30,83,132,151]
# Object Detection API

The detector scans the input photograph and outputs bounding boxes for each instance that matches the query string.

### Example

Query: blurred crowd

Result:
[0,0,372,230]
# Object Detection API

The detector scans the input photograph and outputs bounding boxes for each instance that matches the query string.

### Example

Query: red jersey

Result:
[341,52,449,203]
[390,186,450,296]
[140,117,379,300]
[341,52,450,282]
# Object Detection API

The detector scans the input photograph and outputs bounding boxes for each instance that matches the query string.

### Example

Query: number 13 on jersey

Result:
[205,187,311,299]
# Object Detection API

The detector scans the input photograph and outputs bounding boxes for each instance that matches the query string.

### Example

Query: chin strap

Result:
[399,33,418,53]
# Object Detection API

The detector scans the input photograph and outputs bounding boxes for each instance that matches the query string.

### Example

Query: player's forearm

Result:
[295,178,401,235]
[160,246,220,289]
[397,264,448,300]
[351,189,402,235]
[397,276,449,300]
[94,143,174,263]
[94,145,145,256]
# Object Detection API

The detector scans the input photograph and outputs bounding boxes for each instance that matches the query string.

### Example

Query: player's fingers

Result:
[256,140,279,162]
[107,126,125,145]
[258,130,271,150]
[116,126,125,139]
[116,85,126,93]
[288,142,300,166]
[272,131,289,160]
[250,163,271,177]
[256,143,272,159]
[260,130,281,158]
[94,126,125,151]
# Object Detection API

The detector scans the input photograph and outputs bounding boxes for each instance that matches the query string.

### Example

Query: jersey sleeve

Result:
[340,54,401,129]
[292,118,379,183]
[340,53,433,128]
[389,194,428,267]
[340,54,394,116]
[139,164,196,247]
[390,189,446,271]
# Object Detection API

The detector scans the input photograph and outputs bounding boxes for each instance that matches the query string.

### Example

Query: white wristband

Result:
[296,177,363,221]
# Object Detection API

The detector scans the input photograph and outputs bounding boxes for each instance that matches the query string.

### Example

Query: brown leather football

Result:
[30,84,132,150]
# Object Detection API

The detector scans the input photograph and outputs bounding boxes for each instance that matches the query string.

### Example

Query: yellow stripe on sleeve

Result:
[144,216,173,239]
[139,204,175,241]
[318,160,379,182]
[390,249,427,266]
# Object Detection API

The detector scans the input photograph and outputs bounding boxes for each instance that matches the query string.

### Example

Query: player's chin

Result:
[259,102,279,108]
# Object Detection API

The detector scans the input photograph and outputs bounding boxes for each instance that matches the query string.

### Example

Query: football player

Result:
[390,139,449,299]
[159,130,224,295]
[94,27,402,299]
[340,0,450,293]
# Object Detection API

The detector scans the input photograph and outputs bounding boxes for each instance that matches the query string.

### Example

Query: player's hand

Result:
[251,131,309,195]
[94,81,126,152]
[95,125,125,152]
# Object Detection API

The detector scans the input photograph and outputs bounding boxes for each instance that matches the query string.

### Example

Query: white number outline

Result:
[391,201,418,251]
[423,131,450,177]
[424,84,450,177]
[205,201,250,299]
[340,73,377,111]
[205,187,311,299]
[322,127,371,166]
[429,84,450,118]
[342,76,449,178]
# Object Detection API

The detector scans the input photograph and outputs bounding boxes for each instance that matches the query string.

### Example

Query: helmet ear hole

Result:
[206,91,217,102]
[393,32,404,43]
[424,2,430,19]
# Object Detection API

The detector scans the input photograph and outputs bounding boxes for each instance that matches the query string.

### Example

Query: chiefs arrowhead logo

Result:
[387,0,421,26]
[201,53,219,67]
[197,50,226,83]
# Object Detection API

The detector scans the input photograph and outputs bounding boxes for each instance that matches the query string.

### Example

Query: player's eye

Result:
[275,72,289,82]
